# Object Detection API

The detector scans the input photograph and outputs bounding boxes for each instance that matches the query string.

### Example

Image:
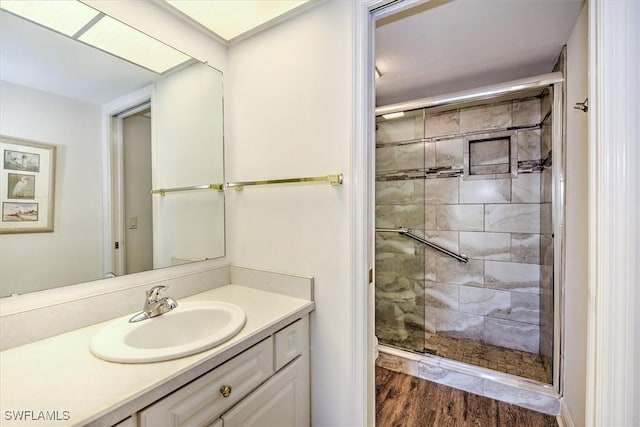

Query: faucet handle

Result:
[146,285,168,301]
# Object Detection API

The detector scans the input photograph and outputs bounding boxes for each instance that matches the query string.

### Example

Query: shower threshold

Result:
[376,344,561,416]
[380,333,550,383]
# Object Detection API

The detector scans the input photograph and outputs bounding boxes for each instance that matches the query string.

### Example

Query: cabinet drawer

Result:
[274,317,308,371]
[139,338,274,427]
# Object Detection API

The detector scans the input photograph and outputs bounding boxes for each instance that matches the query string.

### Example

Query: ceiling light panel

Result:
[78,16,191,74]
[0,0,99,36]
[165,0,310,41]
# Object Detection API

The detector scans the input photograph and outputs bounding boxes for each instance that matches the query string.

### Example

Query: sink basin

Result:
[90,301,246,363]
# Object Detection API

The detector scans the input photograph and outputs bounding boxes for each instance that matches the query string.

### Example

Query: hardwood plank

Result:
[376,367,557,427]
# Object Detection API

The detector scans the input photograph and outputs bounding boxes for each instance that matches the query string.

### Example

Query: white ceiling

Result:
[0,10,162,105]
[0,1,314,106]
[2,0,585,108]
[375,0,585,107]
[163,0,313,43]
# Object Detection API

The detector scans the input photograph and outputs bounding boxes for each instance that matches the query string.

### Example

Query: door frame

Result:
[114,100,152,275]
[586,0,640,425]
[351,1,435,425]
[100,85,153,276]
[352,0,640,425]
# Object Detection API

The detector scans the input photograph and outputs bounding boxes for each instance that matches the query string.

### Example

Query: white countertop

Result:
[0,285,314,427]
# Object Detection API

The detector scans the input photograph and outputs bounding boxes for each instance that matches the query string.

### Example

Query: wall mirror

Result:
[0,4,225,298]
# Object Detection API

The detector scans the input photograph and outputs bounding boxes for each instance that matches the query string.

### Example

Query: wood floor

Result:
[376,367,557,427]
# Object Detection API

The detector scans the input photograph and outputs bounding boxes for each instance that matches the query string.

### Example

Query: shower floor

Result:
[424,331,551,384]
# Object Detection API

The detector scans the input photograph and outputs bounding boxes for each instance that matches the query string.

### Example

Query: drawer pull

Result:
[220,384,232,398]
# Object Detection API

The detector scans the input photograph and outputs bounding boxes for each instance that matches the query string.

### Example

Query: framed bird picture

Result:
[0,135,56,233]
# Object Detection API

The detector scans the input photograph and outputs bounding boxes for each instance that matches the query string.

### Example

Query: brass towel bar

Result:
[151,173,343,196]
[225,173,343,191]
[150,184,224,196]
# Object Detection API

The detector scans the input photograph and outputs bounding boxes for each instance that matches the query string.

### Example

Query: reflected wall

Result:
[0,81,103,296]
[153,62,225,267]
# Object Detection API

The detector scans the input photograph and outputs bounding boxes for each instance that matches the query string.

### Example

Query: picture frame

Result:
[1,135,56,233]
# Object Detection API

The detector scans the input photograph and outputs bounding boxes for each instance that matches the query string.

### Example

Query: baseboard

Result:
[557,398,576,427]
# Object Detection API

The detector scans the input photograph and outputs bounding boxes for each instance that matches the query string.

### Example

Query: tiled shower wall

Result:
[376,95,552,359]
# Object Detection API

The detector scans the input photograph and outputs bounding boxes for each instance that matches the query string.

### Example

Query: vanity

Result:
[0,277,314,427]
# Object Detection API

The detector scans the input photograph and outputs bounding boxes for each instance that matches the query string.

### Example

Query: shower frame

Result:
[375,72,566,392]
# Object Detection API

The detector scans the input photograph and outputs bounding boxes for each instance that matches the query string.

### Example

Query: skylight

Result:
[164,0,311,42]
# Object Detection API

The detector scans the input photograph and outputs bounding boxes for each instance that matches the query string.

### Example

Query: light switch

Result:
[128,216,138,229]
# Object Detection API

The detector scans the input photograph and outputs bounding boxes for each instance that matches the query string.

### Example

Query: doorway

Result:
[121,107,153,274]
[370,0,583,415]
[375,79,563,386]
[111,101,153,276]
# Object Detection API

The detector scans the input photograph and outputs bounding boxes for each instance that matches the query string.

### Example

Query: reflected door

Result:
[122,109,153,274]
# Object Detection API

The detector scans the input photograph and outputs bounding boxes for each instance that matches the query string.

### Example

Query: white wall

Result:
[153,63,225,266]
[562,4,588,426]
[225,1,356,425]
[0,81,103,296]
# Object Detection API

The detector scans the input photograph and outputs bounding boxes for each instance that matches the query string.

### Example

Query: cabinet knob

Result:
[220,384,232,398]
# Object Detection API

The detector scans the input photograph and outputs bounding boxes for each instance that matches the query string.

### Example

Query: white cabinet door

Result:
[222,356,309,427]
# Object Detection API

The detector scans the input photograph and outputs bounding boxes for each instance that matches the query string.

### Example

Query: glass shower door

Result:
[374,109,426,352]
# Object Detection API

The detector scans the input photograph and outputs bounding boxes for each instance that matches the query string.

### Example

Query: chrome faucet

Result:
[129,285,178,323]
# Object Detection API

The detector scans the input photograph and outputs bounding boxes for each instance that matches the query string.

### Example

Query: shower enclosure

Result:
[374,72,563,386]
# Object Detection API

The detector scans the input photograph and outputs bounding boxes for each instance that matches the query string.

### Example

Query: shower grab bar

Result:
[375,228,469,263]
